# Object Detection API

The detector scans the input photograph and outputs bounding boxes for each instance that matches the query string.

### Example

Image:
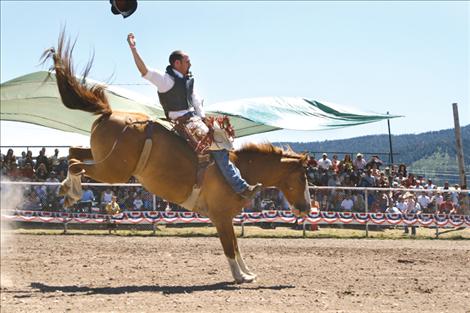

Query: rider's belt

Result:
[174,111,195,124]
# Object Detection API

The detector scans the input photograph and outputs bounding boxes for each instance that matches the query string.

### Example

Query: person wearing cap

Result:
[110,0,138,18]
[317,153,332,172]
[127,33,262,200]
[403,194,421,236]
[353,153,366,172]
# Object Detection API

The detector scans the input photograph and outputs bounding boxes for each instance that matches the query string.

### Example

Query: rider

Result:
[127,33,262,200]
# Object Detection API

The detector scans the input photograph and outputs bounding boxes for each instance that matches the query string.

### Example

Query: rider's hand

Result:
[127,33,136,48]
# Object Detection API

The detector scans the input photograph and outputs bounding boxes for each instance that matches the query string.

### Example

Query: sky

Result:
[0,1,469,155]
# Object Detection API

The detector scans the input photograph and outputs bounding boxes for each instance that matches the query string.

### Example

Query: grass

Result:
[6,224,470,240]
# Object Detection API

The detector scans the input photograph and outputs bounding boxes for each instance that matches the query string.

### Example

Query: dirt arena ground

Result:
[1,234,469,313]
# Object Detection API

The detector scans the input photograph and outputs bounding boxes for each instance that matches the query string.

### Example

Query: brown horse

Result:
[43,33,311,283]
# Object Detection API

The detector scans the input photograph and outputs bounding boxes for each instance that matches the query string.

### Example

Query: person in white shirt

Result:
[127,33,261,200]
[340,195,354,212]
[353,153,367,172]
[317,153,332,171]
[417,192,431,212]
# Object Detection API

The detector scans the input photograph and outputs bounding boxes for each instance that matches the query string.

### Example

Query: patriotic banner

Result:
[2,210,470,227]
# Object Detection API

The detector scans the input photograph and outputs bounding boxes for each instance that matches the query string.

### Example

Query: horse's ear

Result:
[301,154,309,167]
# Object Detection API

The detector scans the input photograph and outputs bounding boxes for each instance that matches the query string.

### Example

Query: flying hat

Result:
[110,0,138,18]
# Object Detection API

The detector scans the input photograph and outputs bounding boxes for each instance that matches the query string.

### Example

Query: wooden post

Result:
[452,103,467,188]
[365,189,369,238]
[387,112,394,164]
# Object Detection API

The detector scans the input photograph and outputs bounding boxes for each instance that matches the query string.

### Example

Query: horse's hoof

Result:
[235,274,256,284]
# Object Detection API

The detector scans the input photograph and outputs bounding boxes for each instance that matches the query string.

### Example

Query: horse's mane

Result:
[236,142,306,160]
[41,30,112,116]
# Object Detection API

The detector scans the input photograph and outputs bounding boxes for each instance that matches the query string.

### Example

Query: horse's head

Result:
[277,153,311,217]
[236,143,311,217]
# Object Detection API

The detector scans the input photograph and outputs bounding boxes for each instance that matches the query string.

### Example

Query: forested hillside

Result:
[275,124,470,184]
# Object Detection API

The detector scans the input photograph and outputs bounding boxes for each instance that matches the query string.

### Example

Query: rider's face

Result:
[175,54,191,75]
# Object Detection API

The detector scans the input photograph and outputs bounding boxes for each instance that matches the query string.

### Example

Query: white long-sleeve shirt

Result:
[143,68,205,120]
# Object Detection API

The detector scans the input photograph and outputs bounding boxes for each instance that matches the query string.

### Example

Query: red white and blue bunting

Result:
[2,210,470,228]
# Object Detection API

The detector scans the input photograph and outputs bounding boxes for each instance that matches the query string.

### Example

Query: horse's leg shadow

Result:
[30,281,294,295]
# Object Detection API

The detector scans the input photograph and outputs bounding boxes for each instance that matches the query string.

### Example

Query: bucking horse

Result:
[42,32,311,284]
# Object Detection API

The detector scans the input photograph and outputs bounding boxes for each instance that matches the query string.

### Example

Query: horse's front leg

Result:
[213,218,256,284]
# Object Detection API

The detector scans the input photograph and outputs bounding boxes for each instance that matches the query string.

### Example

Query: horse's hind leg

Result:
[213,218,256,284]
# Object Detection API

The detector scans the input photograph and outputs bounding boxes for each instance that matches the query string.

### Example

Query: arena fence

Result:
[1,181,469,238]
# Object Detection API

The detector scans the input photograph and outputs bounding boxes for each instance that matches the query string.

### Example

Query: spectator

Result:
[133,193,144,211]
[398,164,407,177]
[366,155,383,170]
[431,191,444,212]
[17,151,26,167]
[49,148,60,171]
[105,195,121,234]
[35,147,49,171]
[33,185,48,209]
[3,149,16,171]
[403,193,421,236]
[353,153,367,172]
[23,191,42,210]
[331,154,340,173]
[317,153,332,172]
[417,191,431,213]
[340,194,354,212]
[35,163,49,181]
[358,168,376,188]
[101,187,114,209]
[424,179,434,189]
[24,150,34,168]
[352,192,365,212]
[78,185,95,212]
[385,199,400,214]
[45,171,60,196]
[20,163,35,180]
[396,196,407,213]
[439,196,457,215]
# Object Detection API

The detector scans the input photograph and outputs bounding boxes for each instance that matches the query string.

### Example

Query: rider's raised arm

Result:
[127,33,148,77]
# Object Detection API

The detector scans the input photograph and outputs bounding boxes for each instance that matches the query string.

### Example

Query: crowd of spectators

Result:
[302,152,469,216]
[1,148,469,216]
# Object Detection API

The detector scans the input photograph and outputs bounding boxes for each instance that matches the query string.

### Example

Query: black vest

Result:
[157,66,194,118]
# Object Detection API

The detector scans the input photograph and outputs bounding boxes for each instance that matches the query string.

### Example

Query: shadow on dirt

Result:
[30,282,295,295]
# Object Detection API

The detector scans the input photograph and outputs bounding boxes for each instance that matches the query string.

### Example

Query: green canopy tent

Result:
[1,71,402,138]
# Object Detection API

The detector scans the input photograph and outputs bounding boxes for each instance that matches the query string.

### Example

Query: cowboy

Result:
[127,33,262,200]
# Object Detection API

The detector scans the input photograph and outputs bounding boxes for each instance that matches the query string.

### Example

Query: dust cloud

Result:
[1,178,27,289]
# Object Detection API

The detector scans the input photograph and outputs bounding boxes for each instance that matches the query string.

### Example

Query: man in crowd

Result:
[317,153,332,171]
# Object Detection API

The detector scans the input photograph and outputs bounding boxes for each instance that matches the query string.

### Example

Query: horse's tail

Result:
[41,31,112,116]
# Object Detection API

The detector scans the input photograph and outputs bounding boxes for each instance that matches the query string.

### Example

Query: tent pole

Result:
[387,112,394,165]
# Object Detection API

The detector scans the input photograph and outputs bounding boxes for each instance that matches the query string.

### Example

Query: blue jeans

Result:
[211,149,249,193]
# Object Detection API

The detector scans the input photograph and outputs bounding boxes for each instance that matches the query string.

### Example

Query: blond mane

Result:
[236,142,305,160]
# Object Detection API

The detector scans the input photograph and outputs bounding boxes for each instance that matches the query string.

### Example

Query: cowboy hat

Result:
[110,0,138,18]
